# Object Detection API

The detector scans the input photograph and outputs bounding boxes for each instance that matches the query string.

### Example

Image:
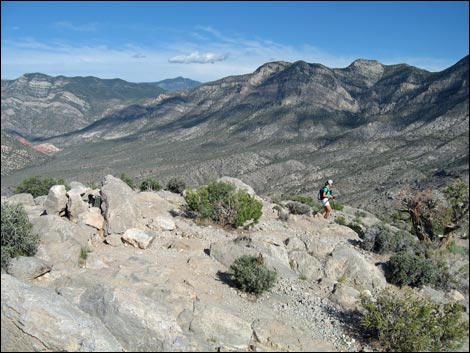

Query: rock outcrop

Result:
[2,176,467,352]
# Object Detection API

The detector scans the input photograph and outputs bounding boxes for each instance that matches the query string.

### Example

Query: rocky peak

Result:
[348,59,384,75]
[343,58,385,85]
[249,61,291,86]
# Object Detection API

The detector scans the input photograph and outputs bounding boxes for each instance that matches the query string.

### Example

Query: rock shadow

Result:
[216,270,238,289]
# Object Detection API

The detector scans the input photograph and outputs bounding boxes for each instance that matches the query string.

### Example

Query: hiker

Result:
[320,179,334,219]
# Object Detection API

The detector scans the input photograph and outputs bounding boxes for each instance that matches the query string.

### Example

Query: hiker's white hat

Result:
[327,179,334,185]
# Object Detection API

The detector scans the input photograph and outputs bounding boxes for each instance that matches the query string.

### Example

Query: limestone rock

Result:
[44,184,67,216]
[1,274,123,352]
[121,228,156,249]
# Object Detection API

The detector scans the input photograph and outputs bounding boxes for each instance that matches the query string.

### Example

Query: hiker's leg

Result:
[322,206,328,218]
[325,205,332,219]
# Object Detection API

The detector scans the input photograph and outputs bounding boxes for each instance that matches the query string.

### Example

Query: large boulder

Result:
[210,233,295,279]
[218,176,256,196]
[6,193,35,206]
[100,175,139,235]
[324,244,387,292]
[1,274,123,352]
[133,191,175,230]
[121,228,156,249]
[31,215,90,270]
[44,185,68,216]
[66,185,90,222]
[78,208,105,230]
[7,256,51,280]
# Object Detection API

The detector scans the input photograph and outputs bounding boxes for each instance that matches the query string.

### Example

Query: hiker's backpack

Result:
[318,187,324,200]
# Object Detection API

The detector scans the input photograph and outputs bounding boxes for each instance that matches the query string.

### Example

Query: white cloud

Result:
[1,28,457,83]
[53,21,97,32]
[168,51,228,64]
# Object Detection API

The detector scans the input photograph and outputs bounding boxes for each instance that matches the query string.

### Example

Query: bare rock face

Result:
[252,318,336,351]
[189,302,253,349]
[1,274,123,352]
[324,244,387,292]
[7,256,51,280]
[78,284,188,351]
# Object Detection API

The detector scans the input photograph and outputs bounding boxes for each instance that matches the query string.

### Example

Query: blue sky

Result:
[1,1,468,82]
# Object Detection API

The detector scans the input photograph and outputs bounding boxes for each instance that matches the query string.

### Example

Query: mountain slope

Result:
[1,131,50,176]
[1,57,468,217]
[1,73,165,140]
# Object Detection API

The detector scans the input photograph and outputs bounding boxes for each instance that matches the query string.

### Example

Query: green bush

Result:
[289,195,316,208]
[346,222,365,238]
[286,201,311,215]
[1,202,39,271]
[387,249,447,288]
[120,173,135,189]
[15,175,67,198]
[289,195,322,213]
[330,201,344,211]
[361,223,416,254]
[166,177,186,193]
[361,287,468,352]
[185,181,262,228]
[229,255,277,295]
[139,177,161,192]
[234,191,263,227]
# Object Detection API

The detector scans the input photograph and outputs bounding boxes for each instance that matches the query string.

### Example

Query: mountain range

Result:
[1,56,468,217]
[149,77,202,91]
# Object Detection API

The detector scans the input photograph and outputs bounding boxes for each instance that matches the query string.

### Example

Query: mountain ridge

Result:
[1,56,468,218]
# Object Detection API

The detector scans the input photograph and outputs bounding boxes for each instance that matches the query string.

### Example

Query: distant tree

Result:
[399,181,469,249]
[15,175,67,197]
[120,173,135,189]
[166,177,186,194]
[139,178,161,192]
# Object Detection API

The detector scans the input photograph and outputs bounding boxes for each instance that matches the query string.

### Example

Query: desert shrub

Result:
[387,249,448,288]
[330,201,344,211]
[286,201,311,215]
[289,195,316,208]
[361,223,416,254]
[1,202,39,271]
[233,191,263,227]
[229,255,277,295]
[335,215,347,225]
[361,287,468,352]
[346,222,365,238]
[78,246,91,267]
[289,195,322,213]
[139,177,161,191]
[120,173,135,189]
[185,181,262,228]
[15,175,67,197]
[447,240,468,255]
[166,177,186,193]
